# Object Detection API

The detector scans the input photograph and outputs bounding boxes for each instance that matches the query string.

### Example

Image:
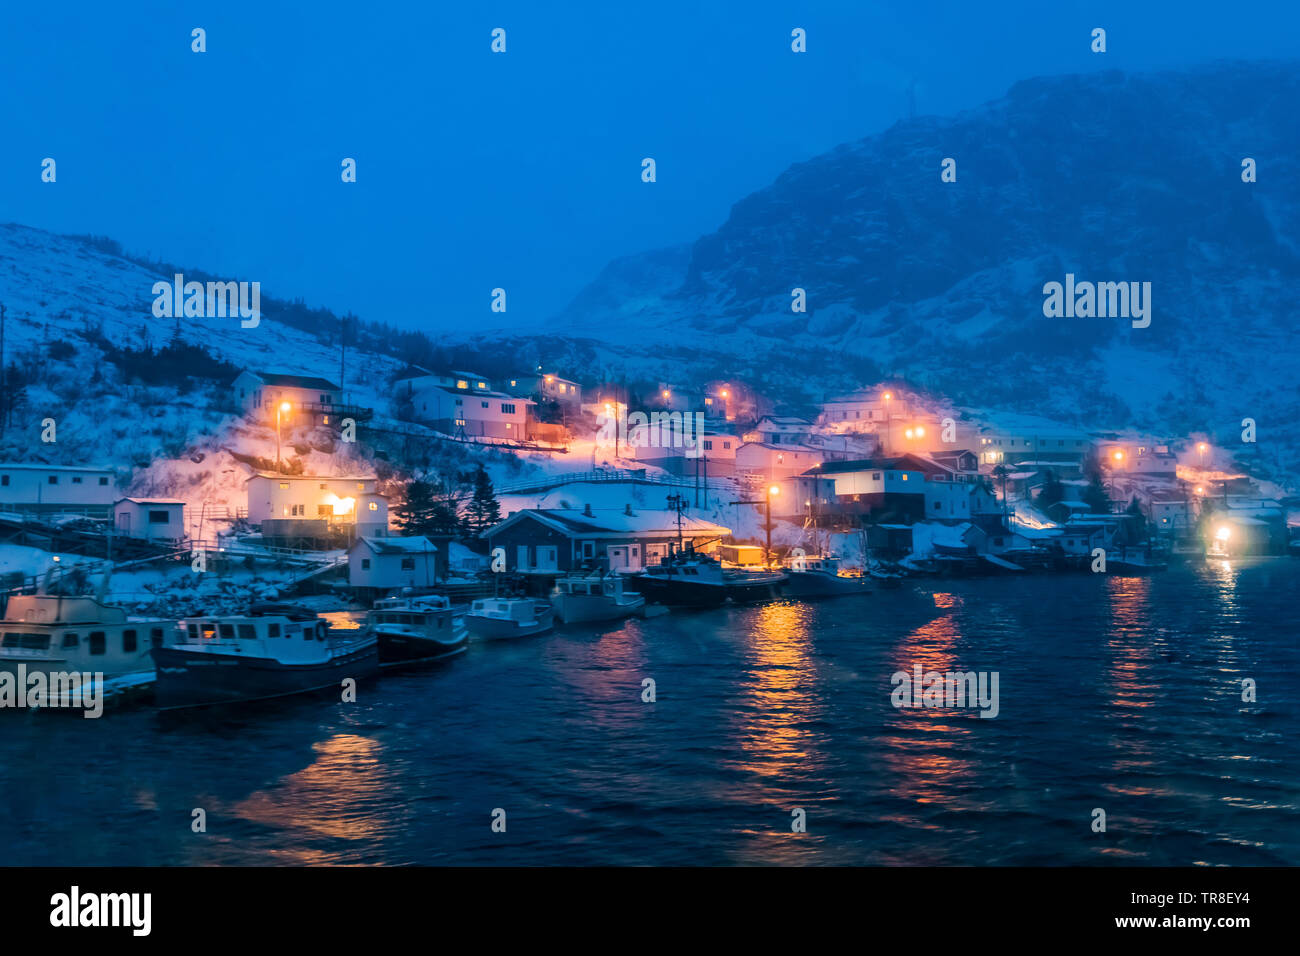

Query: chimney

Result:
[624,503,635,516]
[583,503,593,517]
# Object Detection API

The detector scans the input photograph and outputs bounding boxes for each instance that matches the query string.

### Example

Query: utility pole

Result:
[666,493,686,556]
[732,484,778,568]
[339,314,347,403]
[0,301,6,434]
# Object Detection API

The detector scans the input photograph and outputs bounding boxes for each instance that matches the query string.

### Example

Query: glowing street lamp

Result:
[765,484,780,567]
[1197,442,1209,469]
[276,401,292,471]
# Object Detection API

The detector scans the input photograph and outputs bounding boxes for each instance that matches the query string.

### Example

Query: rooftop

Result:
[246,371,341,391]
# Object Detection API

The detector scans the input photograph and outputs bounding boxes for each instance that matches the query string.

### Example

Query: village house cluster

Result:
[2,368,1292,598]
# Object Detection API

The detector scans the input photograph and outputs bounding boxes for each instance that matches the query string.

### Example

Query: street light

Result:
[1197,442,1208,469]
[765,484,779,568]
[276,401,291,471]
[882,392,893,455]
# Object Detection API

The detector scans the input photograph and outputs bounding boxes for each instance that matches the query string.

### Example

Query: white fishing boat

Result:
[465,597,554,640]
[368,593,467,667]
[780,554,870,598]
[551,571,645,624]
[0,593,172,698]
[151,604,378,710]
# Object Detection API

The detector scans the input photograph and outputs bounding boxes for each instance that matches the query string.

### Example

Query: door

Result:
[608,546,629,571]
[536,546,558,571]
[516,545,529,571]
[117,511,131,534]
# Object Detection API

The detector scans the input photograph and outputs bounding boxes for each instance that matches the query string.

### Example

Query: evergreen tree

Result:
[394,479,436,534]
[1036,469,1065,509]
[1125,497,1147,537]
[463,465,502,534]
[1083,474,1111,514]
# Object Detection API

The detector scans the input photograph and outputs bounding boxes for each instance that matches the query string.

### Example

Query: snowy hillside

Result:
[0,224,562,522]
[547,62,1300,482]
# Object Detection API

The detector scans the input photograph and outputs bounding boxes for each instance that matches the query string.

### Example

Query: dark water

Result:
[2,558,1297,866]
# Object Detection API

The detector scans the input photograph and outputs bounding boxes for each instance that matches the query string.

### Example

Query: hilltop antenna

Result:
[0,301,5,434]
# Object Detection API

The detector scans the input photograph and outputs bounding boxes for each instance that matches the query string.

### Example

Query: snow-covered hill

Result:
[547,61,1300,482]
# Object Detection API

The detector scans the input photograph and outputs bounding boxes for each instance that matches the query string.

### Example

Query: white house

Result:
[348,536,439,590]
[742,416,814,445]
[0,464,117,513]
[114,498,185,542]
[245,473,389,536]
[232,370,368,428]
[398,372,533,440]
[735,442,825,482]
[507,371,582,408]
[975,415,1092,473]
[630,428,737,478]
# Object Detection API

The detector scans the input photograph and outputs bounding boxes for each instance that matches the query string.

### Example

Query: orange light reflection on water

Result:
[878,598,974,815]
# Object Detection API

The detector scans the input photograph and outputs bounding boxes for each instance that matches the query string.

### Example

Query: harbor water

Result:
[1,558,1297,866]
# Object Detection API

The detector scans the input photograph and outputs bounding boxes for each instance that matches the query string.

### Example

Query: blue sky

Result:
[3,1,1298,335]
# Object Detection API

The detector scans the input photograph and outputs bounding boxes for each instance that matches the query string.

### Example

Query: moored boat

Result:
[465,597,554,640]
[150,604,378,710]
[0,593,172,704]
[368,593,467,667]
[635,550,785,606]
[780,555,870,598]
[1107,547,1169,574]
[551,572,645,624]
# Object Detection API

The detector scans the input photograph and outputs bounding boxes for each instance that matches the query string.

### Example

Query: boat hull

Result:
[375,626,467,667]
[553,593,646,624]
[781,571,871,598]
[633,575,728,608]
[466,607,555,640]
[150,641,378,710]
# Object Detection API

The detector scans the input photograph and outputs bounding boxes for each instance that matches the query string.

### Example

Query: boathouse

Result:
[482,507,731,573]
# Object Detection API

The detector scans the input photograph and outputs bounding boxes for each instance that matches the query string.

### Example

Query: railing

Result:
[298,402,374,421]
[496,468,721,496]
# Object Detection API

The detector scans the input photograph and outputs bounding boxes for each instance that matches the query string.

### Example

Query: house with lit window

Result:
[347,536,445,592]
[483,506,730,574]
[1098,440,1179,478]
[802,455,936,522]
[0,464,117,515]
[232,370,372,428]
[507,371,582,409]
[975,415,1092,475]
[399,371,533,440]
[742,416,814,445]
[631,427,738,478]
[735,442,826,482]
[245,473,388,541]
[113,498,185,542]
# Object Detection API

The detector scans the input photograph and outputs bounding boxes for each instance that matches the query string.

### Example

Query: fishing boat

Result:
[0,591,173,706]
[465,597,554,640]
[1107,547,1169,574]
[150,603,378,710]
[368,593,467,667]
[551,571,645,624]
[780,554,870,598]
[635,550,785,606]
